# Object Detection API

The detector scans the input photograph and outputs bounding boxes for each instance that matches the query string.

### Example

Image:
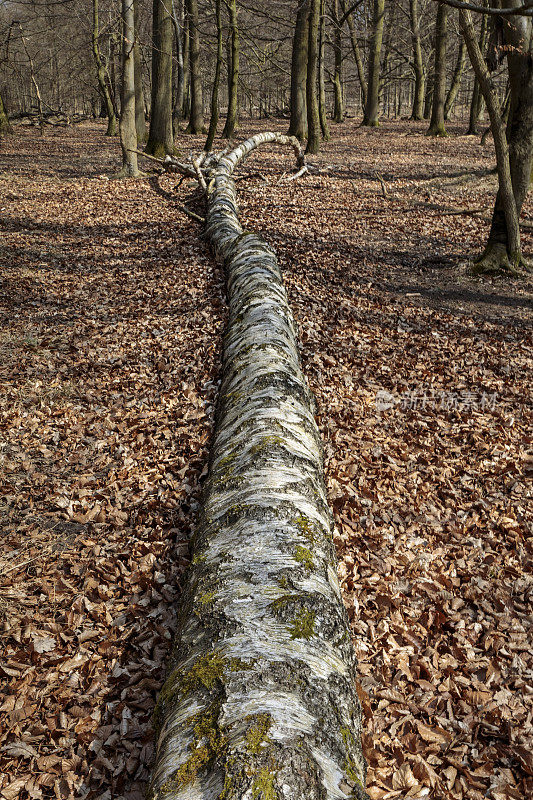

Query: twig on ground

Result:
[375,172,388,198]
[180,205,205,223]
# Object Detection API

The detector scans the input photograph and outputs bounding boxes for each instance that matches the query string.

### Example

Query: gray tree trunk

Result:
[147,132,369,800]
[341,0,367,111]
[363,0,385,127]
[288,0,309,140]
[146,0,174,156]
[222,0,239,139]
[464,0,533,273]
[409,0,425,120]
[427,1,448,136]
[444,40,466,120]
[306,0,321,153]
[460,7,522,272]
[117,0,140,177]
[186,0,204,133]
[92,0,118,135]
[134,0,147,143]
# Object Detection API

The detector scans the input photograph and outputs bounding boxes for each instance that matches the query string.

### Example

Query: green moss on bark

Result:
[252,767,277,800]
[294,544,314,573]
[245,713,273,754]
[288,608,316,639]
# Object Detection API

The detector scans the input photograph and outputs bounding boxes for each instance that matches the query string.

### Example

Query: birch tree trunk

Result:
[148,132,369,800]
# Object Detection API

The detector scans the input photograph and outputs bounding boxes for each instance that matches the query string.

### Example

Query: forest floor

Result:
[0,119,531,800]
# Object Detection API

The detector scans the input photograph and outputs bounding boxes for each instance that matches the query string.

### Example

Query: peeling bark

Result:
[148,132,369,800]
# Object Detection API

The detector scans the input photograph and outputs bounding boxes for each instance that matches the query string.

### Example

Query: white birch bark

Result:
[148,133,369,800]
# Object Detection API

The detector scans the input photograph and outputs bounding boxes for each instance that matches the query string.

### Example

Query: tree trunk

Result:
[134,0,147,143]
[318,0,330,139]
[409,0,425,120]
[341,0,367,111]
[186,0,204,133]
[117,0,140,177]
[467,9,488,135]
[205,0,223,151]
[427,1,448,136]
[182,8,191,120]
[147,131,369,800]
[92,0,118,135]
[444,40,466,120]
[423,71,433,119]
[332,0,344,123]
[0,91,12,136]
[460,6,524,273]
[306,0,321,153]
[288,0,309,141]
[146,0,174,156]
[171,0,185,133]
[222,0,239,138]
[363,0,385,127]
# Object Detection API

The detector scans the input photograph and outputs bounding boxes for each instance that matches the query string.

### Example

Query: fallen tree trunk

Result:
[148,132,369,800]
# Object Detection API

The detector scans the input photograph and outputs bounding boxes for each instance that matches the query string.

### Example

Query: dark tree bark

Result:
[363,0,385,127]
[427,1,448,137]
[146,0,174,156]
[222,0,239,138]
[306,0,321,153]
[289,0,309,140]
[186,0,204,133]
[134,0,147,143]
[409,0,425,120]
[147,131,370,800]
[92,0,117,135]
[116,0,140,177]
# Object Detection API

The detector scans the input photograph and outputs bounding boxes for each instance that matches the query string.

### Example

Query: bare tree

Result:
[363,0,385,126]
[116,0,140,177]
[427,1,448,135]
[146,0,174,156]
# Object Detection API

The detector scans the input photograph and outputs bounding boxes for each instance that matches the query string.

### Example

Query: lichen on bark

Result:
[148,133,369,800]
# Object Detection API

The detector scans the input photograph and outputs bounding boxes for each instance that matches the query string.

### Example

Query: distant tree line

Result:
[1,0,530,274]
